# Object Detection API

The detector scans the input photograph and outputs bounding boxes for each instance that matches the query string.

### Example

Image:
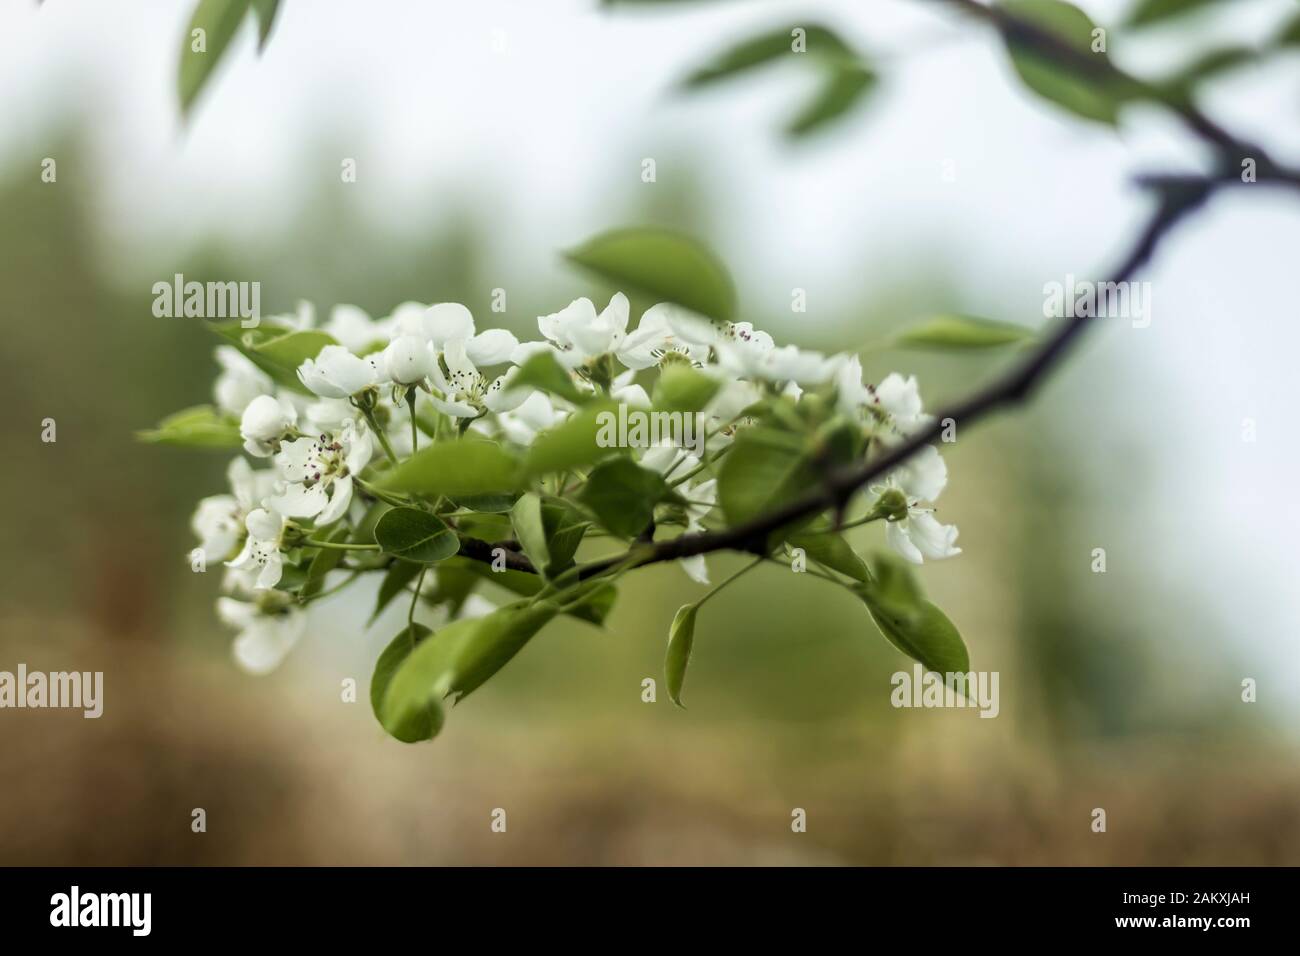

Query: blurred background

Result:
[1,0,1298,865]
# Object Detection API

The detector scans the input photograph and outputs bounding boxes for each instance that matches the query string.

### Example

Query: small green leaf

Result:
[371,625,442,743]
[786,64,876,138]
[179,0,253,117]
[369,560,422,624]
[449,493,518,514]
[681,24,853,88]
[137,405,242,448]
[522,401,621,477]
[209,322,336,393]
[895,314,1036,351]
[565,228,736,323]
[382,439,523,497]
[510,351,586,404]
[652,364,722,413]
[510,494,550,574]
[374,508,460,564]
[540,497,589,576]
[579,458,667,539]
[787,526,870,583]
[665,603,699,707]
[854,554,969,675]
[999,0,1127,125]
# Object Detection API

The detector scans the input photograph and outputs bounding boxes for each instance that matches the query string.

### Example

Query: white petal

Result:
[297,357,350,398]
[424,303,475,347]
[325,304,378,352]
[268,482,329,518]
[908,511,962,561]
[895,445,948,503]
[316,475,353,526]
[885,520,925,565]
[466,329,519,367]
[255,551,284,590]
[232,612,305,675]
[383,335,433,385]
[679,555,710,585]
[216,597,257,630]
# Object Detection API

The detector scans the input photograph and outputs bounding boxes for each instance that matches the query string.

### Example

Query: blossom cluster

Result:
[191,294,960,674]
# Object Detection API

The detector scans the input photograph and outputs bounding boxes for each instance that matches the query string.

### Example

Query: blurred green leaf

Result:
[1280,12,1300,46]
[786,64,877,138]
[371,625,442,743]
[681,24,852,88]
[653,363,722,412]
[566,228,736,322]
[179,0,253,117]
[442,556,616,626]
[665,603,698,707]
[374,508,460,564]
[1127,0,1227,28]
[522,401,621,477]
[250,0,281,50]
[137,405,241,448]
[895,314,1035,351]
[382,439,522,497]
[1158,45,1257,102]
[209,322,335,393]
[369,560,421,624]
[301,526,349,599]
[449,493,518,514]
[579,458,667,538]
[511,350,587,404]
[787,525,870,583]
[999,0,1125,125]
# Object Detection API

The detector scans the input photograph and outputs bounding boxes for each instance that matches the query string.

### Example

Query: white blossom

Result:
[216,595,306,675]
[226,507,289,590]
[239,393,298,458]
[297,344,384,398]
[537,294,629,367]
[191,458,277,561]
[213,346,272,418]
[267,421,372,524]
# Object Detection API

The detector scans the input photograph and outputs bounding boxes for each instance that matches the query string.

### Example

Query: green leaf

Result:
[522,401,621,477]
[250,0,280,50]
[137,405,241,448]
[381,600,559,738]
[1127,0,1226,28]
[440,556,616,626]
[301,526,349,599]
[681,25,853,88]
[1158,46,1257,103]
[510,494,550,574]
[999,0,1126,125]
[179,0,253,117]
[786,64,876,138]
[369,560,422,624]
[1279,13,1300,47]
[665,603,698,707]
[209,322,336,393]
[565,228,736,323]
[374,508,460,564]
[540,497,589,575]
[579,458,667,539]
[853,554,969,675]
[449,493,518,514]
[652,364,722,413]
[787,526,870,583]
[894,314,1036,351]
[510,351,586,404]
[381,439,523,497]
[717,426,815,527]
[371,625,442,743]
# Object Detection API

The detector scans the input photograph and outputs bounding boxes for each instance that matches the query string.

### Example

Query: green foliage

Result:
[137,405,242,448]
[895,314,1036,351]
[250,0,281,50]
[511,351,588,404]
[371,625,442,743]
[378,600,559,741]
[787,525,870,583]
[179,0,253,117]
[369,560,422,624]
[374,508,460,564]
[999,0,1128,125]
[717,426,816,527]
[1127,0,1227,28]
[664,603,698,707]
[522,401,621,477]
[565,228,736,322]
[855,554,969,675]
[652,363,722,412]
[211,322,338,393]
[681,24,877,139]
[382,440,523,497]
[579,458,668,539]
[301,526,349,599]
